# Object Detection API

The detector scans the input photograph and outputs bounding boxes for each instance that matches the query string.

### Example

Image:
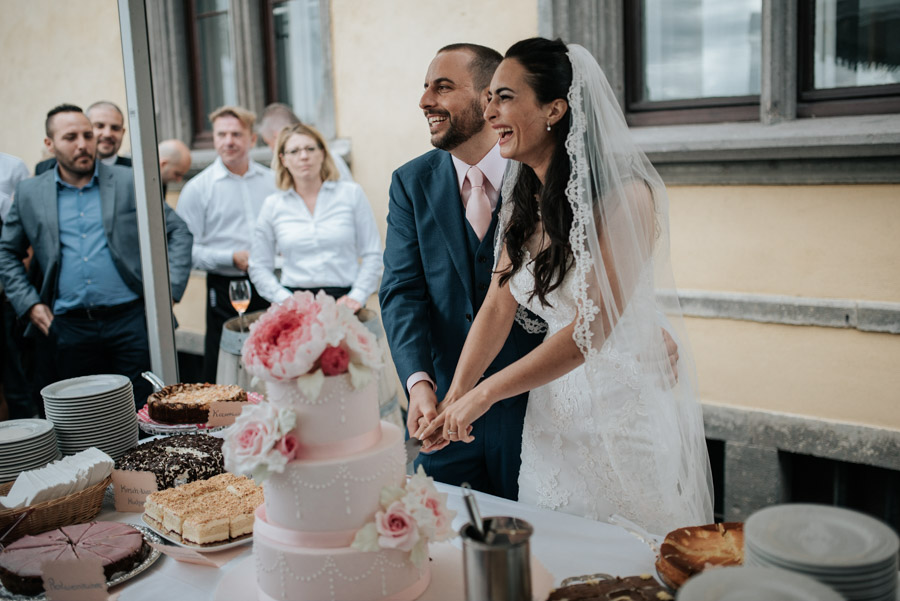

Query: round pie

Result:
[655,522,744,589]
[147,383,246,424]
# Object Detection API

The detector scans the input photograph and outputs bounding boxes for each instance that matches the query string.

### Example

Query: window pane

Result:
[196,3,237,130]
[271,0,326,126]
[641,0,761,102]
[813,0,900,89]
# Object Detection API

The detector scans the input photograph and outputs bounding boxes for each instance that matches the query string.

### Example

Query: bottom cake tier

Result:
[253,506,431,601]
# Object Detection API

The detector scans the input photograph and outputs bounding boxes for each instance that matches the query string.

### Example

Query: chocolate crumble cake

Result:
[114,434,224,490]
[147,383,246,425]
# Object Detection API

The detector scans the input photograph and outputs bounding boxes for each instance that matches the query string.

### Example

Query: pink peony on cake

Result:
[224,291,454,601]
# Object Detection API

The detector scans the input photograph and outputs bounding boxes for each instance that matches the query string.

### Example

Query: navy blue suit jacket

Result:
[379,149,543,498]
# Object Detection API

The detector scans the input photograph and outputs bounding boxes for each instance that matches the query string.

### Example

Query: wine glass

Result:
[229,279,252,333]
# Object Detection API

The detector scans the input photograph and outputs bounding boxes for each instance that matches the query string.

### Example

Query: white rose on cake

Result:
[223,402,298,481]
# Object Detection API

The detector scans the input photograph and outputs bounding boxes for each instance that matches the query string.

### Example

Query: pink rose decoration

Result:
[319,345,350,376]
[241,290,382,382]
[375,501,420,552]
[276,434,299,460]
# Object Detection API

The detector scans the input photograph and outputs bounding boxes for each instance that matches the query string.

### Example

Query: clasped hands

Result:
[407,381,492,452]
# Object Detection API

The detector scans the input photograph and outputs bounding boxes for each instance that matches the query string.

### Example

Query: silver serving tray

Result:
[0,523,162,600]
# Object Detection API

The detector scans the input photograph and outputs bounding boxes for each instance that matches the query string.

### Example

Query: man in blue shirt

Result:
[0,104,193,408]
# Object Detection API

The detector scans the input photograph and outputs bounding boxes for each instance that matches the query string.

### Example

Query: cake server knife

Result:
[404,437,423,463]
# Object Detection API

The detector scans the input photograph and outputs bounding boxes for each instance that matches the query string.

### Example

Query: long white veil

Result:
[498,44,713,533]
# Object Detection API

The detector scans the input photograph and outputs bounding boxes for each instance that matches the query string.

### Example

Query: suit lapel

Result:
[98,164,116,238]
[40,173,60,258]
[424,152,474,305]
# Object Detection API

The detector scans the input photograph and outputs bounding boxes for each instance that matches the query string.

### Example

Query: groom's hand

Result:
[408,382,449,452]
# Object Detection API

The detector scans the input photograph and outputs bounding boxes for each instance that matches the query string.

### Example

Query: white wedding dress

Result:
[494,43,713,535]
[510,248,706,535]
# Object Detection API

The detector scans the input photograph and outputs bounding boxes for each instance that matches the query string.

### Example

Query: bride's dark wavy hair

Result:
[496,37,573,307]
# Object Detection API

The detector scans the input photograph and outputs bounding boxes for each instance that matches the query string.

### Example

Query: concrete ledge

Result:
[678,290,900,334]
[703,402,900,471]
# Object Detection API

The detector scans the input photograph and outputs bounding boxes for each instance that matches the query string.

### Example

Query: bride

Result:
[419,38,714,534]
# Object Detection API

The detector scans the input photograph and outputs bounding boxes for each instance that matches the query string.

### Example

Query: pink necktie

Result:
[465,166,492,241]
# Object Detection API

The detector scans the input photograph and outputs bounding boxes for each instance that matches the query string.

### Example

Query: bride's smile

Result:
[485,58,563,182]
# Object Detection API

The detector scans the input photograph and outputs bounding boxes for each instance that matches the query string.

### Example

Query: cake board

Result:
[214,542,554,601]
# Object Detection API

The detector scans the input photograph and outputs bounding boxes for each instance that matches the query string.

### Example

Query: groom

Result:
[379,44,544,500]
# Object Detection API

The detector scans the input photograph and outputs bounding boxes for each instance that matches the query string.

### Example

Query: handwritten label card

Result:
[111,469,158,513]
[42,557,108,601]
[206,401,249,428]
[148,541,246,567]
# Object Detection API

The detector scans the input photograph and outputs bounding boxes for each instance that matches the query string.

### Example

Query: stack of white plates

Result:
[41,374,139,459]
[0,419,60,482]
[745,504,899,601]
[677,566,845,600]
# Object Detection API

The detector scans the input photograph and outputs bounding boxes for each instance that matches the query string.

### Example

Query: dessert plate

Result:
[0,523,162,600]
[141,514,253,552]
[41,374,131,399]
[0,419,53,444]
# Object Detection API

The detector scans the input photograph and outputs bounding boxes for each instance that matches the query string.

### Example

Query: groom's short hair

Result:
[438,43,502,92]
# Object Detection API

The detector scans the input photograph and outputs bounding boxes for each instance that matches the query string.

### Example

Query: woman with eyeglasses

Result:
[248,123,382,311]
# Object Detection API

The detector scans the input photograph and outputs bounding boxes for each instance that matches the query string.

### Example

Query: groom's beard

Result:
[430,98,485,151]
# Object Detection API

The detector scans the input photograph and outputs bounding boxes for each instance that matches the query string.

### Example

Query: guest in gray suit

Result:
[0,104,193,408]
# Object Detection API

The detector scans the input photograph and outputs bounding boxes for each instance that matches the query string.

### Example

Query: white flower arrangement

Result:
[351,467,457,568]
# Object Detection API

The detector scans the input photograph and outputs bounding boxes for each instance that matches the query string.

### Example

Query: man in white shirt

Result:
[176,106,277,383]
[257,103,354,182]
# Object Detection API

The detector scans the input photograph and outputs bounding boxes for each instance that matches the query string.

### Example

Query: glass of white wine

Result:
[229,279,252,333]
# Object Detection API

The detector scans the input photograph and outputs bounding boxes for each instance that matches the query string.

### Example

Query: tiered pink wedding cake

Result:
[223,292,454,601]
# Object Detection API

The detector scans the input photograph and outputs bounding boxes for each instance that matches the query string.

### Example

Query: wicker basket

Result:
[0,475,111,541]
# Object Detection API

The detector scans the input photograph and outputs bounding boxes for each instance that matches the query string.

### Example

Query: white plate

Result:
[41,374,131,400]
[141,514,253,552]
[676,566,845,601]
[746,504,899,569]
[44,394,134,413]
[0,419,54,444]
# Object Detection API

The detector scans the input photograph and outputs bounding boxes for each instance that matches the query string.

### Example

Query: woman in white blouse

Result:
[248,124,383,311]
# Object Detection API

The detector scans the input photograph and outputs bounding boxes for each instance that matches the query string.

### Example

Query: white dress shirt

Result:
[0,152,30,221]
[176,157,277,276]
[248,181,383,305]
[407,142,507,394]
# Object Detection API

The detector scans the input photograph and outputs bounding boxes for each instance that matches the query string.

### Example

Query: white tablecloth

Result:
[98,483,658,600]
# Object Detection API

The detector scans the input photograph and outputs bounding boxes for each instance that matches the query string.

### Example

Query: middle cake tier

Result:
[262,421,406,547]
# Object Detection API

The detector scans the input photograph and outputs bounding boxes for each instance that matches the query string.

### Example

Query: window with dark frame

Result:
[797,0,900,118]
[186,0,238,146]
[261,0,329,128]
[624,0,762,126]
[624,0,899,126]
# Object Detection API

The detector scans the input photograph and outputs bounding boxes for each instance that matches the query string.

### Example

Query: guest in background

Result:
[258,102,354,182]
[35,101,132,175]
[158,139,192,194]
[248,123,382,312]
[0,152,31,420]
[0,104,193,409]
[176,106,275,383]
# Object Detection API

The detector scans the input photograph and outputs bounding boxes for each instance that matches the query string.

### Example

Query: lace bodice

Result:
[509,253,708,535]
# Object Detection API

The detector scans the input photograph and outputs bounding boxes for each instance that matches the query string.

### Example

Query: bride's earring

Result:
[546,121,551,131]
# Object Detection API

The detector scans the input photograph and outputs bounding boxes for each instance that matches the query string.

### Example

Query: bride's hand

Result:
[420,388,490,444]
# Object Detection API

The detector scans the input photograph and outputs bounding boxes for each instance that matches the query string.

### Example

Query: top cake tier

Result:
[265,374,380,460]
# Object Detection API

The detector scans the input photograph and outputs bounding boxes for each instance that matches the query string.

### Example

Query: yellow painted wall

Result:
[0,0,131,171]
[669,184,900,302]
[330,0,538,240]
[686,317,900,429]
